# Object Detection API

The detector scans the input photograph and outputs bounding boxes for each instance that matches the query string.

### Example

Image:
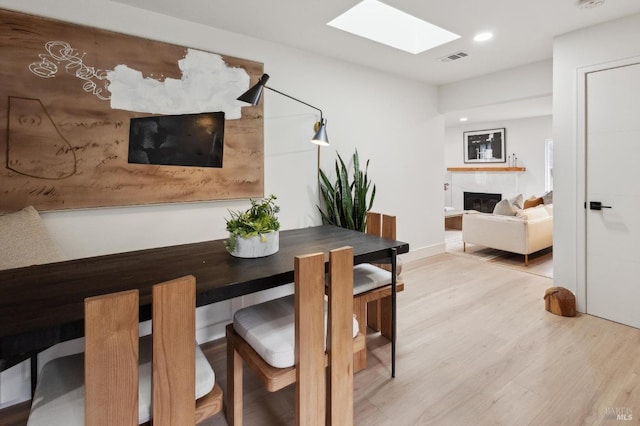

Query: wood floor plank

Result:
[3,253,640,425]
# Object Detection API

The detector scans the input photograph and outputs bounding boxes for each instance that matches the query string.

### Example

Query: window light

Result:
[327,0,460,55]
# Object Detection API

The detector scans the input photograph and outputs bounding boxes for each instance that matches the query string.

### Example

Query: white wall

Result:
[439,60,552,113]
[0,0,444,407]
[444,115,552,208]
[553,13,640,311]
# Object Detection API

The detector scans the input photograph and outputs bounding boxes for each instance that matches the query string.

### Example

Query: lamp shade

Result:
[237,73,329,146]
[312,119,329,146]
[237,74,270,105]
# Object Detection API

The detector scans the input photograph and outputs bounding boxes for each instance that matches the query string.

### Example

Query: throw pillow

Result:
[523,196,544,209]
[509,193,524,210]
[493,199,517,216]
[0,206,66,270]
[542,190,553,204]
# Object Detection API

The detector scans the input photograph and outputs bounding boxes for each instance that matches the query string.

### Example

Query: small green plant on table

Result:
[225,194,280,254]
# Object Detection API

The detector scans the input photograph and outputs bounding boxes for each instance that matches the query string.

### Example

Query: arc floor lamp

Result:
[237,73,329,146]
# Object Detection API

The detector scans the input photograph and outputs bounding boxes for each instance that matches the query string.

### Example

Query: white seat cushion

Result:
[27,336,215,426]
[233,295,359,369]
[27,353,84,426]
[352,263,393,295]
[137,335,215,423]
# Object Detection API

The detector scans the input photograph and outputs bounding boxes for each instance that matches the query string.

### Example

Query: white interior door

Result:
[586,62,640,328]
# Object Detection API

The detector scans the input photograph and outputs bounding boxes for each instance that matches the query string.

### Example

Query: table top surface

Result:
[0,225,409,354]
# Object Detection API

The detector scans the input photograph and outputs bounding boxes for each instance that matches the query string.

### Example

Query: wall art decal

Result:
[0,9,264,212]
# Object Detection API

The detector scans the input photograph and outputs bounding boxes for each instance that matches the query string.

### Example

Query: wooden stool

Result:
[544,287,576,317]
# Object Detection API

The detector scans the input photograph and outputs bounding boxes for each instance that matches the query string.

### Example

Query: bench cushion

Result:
[0,206,65,270]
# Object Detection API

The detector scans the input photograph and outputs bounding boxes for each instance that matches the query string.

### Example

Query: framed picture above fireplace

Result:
[463,128,506,163]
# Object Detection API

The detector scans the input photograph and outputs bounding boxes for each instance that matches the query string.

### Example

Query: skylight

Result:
[327,0,460,55]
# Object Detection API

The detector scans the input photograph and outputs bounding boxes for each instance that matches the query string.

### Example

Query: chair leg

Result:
[226,337,243,426]
[379,295,393,340]
[366,300,381,332]
[353,298,367,372]
[525,254,529,266]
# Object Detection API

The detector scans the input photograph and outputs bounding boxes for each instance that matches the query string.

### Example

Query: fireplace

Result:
[464,192,501,213]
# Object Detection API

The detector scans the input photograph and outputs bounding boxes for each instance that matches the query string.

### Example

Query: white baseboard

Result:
[196,319,229,344]
[401,242,446,264]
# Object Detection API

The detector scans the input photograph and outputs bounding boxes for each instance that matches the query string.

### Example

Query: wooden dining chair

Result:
[27,276,222,426]
[225,246,364,426]
[150,277,223,425]
[352,212,404,372]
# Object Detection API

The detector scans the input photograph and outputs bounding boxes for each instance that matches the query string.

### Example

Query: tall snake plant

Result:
[317,150,376,232]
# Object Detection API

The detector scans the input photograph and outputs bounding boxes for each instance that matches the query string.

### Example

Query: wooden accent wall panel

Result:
[0,9,264,212]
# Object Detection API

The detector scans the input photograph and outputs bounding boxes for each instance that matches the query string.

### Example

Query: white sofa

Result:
[462,204,553,265]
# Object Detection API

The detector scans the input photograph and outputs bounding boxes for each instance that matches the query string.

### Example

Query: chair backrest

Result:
[326,246,355,426]
[365,211,396,240]
[294,251,326,424]
[366,212,396,272]
[85,289,139,426]
[293,246,355,426]
[83,276,197,426]
[152,276,197,425]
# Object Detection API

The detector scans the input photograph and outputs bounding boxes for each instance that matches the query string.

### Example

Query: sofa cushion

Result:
[493,199,517,216]
[516,206,551,221]
[0,206,65,270]
[509,193,524,210]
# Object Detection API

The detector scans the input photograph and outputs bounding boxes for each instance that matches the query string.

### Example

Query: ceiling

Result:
[113,0,640,124]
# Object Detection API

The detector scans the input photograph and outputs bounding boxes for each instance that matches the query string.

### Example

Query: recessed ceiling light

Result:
[578,0,605,8]
[327,0,460,55]
[473,32,493,42]
[459,117,468,122]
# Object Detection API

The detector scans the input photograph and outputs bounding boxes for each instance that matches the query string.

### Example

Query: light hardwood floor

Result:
[445,229,553,278]
[2,253,639,425]
[200,254,640,425]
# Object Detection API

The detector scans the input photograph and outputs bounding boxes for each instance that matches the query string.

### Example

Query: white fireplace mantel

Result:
[446,167,526,172]
[447,168,524,211]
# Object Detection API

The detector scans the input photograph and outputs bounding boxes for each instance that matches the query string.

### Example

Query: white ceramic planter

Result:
[229,230,279,258]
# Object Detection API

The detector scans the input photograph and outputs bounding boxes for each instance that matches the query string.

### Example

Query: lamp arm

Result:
[264,85,323,121]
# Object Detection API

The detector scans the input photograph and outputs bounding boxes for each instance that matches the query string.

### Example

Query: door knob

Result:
[590,201,612,211]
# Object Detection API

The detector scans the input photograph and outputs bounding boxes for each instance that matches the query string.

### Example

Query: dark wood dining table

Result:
[0,224,409,381]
